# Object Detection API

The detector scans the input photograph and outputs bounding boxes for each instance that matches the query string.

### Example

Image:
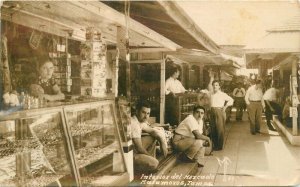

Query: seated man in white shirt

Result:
[172,105,211,168]
[131,100,168,173]
[165,66,186,126]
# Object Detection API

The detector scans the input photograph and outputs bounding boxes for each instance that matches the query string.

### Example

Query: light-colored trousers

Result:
[247,102,263,133]
[172,134,205,165]
[134,136,159,172]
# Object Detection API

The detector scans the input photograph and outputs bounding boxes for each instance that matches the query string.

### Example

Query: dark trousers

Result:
[210,108,226,150]
[235,97,245,120]
[165,94,177,126]
[264,100,282,125]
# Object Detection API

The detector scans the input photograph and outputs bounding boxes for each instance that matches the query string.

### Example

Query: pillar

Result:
[116,26,133,182]
[199,64,204,88]
[291,57,298,135]
[160,60,166,125]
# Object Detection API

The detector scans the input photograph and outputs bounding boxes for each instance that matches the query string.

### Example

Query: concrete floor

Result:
[196,111,300,186]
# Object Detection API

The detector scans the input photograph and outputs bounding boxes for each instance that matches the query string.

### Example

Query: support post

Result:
[292,58,298,135]
[117,26,133,182]
[160,60,166,125]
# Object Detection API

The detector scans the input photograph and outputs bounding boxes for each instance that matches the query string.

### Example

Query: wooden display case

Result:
[166,93,199,126]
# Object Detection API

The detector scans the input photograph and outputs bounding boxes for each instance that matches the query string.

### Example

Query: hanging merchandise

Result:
[29,30,43,50]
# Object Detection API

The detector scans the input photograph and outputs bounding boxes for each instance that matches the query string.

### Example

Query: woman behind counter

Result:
[30,57,65,102]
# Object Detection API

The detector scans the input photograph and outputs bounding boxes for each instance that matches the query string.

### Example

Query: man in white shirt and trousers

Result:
[209,77,234,150]
[232,83,246,121]
[245,79,265,135]
[165,66,186,126]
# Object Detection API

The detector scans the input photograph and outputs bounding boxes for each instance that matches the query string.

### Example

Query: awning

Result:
[244,31,300,68]
[244,12,300,69]
[244,31,300,54]
[220,71,233,81]
[166,49,241,70]
[102,1,219,54]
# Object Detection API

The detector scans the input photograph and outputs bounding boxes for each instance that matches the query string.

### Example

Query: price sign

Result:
[289,107,298,117]
[292,76,298,87]
[292,95,299,107]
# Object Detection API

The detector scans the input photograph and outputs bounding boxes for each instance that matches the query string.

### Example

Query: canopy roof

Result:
[102,1,219,54]
[244,14,300,69]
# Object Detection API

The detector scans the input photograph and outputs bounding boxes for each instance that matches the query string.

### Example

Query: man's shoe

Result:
[197,163,204,168]
[251,132,256,135]
[179,154,194,163]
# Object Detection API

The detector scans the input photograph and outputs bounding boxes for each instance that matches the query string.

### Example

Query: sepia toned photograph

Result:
[0,1,300,186]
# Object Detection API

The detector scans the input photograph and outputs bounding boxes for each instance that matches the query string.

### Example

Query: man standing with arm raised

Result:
[210,79,234,150]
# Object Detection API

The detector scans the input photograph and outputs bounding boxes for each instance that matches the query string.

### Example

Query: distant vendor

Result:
[165,66,186,95]
[165,66,186,126]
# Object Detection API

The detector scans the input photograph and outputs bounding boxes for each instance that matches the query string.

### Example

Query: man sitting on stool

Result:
[131,100,168,173]
[172,105,211,168]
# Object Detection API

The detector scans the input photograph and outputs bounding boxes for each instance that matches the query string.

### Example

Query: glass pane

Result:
[65,103,126,185]
[0,120,17,186]
[0,112,76,186]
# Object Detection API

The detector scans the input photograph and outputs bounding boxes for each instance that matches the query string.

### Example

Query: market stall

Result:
[244,15,300,145]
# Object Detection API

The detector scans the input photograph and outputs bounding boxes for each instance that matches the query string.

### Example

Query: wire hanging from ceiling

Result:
[124,0,130,59]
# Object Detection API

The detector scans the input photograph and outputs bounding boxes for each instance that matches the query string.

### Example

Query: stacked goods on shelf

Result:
[80,28,107,97]
[50,38,72,93]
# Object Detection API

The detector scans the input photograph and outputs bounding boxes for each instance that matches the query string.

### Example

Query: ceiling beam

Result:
[131,14,177,26]
[69,1,180,51]
[167,48,217,57]
[1,6,73,39]
[108,47,171,54]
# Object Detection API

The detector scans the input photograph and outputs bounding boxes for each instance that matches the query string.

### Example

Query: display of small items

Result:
[180,95,198,117]
[65,106,117,172]
[80,28,107,97]
[51,52,72,93]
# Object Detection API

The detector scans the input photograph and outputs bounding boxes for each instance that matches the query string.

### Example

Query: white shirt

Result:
[245,85,264,104]
[210,91,234,108]
[165,77,186,95]
[130,116,151,139]
[263,87,279,101]
[175,115,203,138]
[233,88,246,98]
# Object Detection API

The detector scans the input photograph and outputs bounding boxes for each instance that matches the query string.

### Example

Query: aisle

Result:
[196,111,300,186]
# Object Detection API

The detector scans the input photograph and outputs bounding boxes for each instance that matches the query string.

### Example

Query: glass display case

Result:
[0,109,77,187]
[0,100,129,186]
[64,100,128,186]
